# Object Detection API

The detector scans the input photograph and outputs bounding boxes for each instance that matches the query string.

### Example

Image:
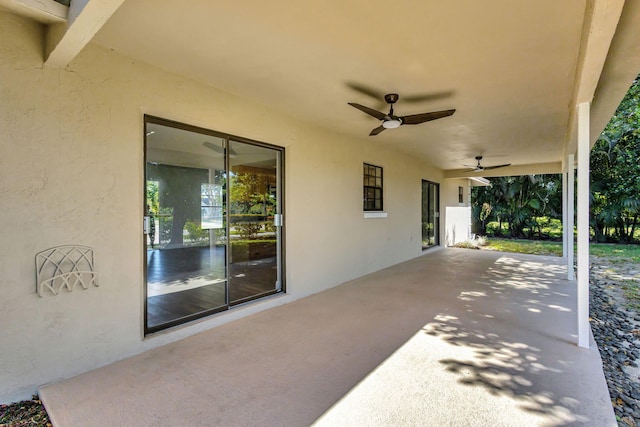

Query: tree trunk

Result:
[617,219,629,243]
[594,222,603,243]
[630,215,638,242]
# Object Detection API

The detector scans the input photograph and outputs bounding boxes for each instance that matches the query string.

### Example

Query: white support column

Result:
[562,168,568,258]
[567,155,575,281]
[577,102,591,349]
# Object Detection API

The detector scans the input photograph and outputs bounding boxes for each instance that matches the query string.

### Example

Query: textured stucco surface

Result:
[0,10,464,402]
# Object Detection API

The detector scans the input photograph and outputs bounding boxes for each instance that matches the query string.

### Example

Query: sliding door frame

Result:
[143,115,285,335]
[421,179,440,250]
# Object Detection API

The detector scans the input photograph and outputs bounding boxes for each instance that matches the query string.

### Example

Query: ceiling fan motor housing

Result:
[384,93,399,104]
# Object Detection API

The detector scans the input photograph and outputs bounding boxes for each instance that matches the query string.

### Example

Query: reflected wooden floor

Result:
[146,246,278,329]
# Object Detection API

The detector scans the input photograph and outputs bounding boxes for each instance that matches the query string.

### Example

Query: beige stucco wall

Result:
[0,11,454,402]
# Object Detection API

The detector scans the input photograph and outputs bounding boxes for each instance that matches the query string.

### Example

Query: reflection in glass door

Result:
[144,117,283,334]
[422,180,440,249]
[228,140,282,305]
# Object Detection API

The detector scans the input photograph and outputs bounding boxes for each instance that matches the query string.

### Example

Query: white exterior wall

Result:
[0,12,457,402]
[442,179,472,246]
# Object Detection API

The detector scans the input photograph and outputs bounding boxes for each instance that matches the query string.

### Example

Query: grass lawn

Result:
[483,238,563,256]
[589,243,640,263]
[484,238,640,262]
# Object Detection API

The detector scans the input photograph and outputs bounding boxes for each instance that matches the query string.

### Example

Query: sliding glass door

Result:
[228,140,282,304]
[144,117,283,334]
[422,180,440,249]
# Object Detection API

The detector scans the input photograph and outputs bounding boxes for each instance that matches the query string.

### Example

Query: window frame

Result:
[363,163,384,212]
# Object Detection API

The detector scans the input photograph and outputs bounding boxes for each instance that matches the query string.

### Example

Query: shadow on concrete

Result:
[425,254,609,425]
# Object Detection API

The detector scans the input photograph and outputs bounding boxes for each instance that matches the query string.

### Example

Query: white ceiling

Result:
[13,0,639,173]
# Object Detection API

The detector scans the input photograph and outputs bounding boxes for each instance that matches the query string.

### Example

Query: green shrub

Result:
[476,235,488,246]
[454,240,481,249]
[236,222,262,239]
[185,221,209,244]
[486,221,509,236]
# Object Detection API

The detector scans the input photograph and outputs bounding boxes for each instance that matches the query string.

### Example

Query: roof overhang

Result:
[1,0,639,175]
[468,177,491,187]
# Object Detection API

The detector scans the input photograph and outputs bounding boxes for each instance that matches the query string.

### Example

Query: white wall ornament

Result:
[36,246,98,297]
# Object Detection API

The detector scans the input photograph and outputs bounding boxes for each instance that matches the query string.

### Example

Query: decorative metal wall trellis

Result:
[35,245,98,297]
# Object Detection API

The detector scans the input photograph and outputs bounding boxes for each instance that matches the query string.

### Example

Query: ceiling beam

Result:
[0,0,67,23]
[443,162,562,179]
[564,0,625,157]
[44,0,126,68]
[589,0,640,147]
[574,0,626,104]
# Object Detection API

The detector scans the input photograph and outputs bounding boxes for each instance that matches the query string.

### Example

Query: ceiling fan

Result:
[465,156,511,172]
[348,93,455,136]
[347,82,454,108]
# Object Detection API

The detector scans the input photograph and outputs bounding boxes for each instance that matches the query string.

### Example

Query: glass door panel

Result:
[422,180,440,249]
[145,120,227,332]
[228,140,281,304]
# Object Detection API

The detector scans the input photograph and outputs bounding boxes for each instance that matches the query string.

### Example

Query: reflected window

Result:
[201,184,223,229]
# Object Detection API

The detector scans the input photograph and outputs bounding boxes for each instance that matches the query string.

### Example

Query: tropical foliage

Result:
[590,76,640,243]
[229,171,277,239]
[472,76,640,244]
[472,175,562,239]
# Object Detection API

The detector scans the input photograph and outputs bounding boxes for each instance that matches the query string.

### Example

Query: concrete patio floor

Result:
[40,248,615,426]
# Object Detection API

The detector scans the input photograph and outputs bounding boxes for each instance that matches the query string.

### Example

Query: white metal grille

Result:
[35,245,98,297]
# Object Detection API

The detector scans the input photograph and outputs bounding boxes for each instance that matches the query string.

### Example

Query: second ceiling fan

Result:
[465,156,511,172]
[348,93,456,136]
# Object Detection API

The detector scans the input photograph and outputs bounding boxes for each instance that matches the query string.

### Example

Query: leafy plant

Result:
[475,235,488,246]
[236,222,262,239]
[472,175,562,239]
[478,203,492,235]
[454,240,481,249]
[230,172,276,216]
[590,77,640,244]
[146,180,159,215]
[264,221,277,233]
[185,221,209,244]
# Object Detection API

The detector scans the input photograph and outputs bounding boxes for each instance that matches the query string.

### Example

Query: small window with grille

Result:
[363,163,383,211]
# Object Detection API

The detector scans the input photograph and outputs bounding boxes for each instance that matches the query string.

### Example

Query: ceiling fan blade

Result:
[348,103,387,120]
[203,141,237,156]
[402,90,455,103]
[203,141,223,154]
[483,164,511,170]
[346,82,385,101]
[400,109,456,125]
[369,126,386,136]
